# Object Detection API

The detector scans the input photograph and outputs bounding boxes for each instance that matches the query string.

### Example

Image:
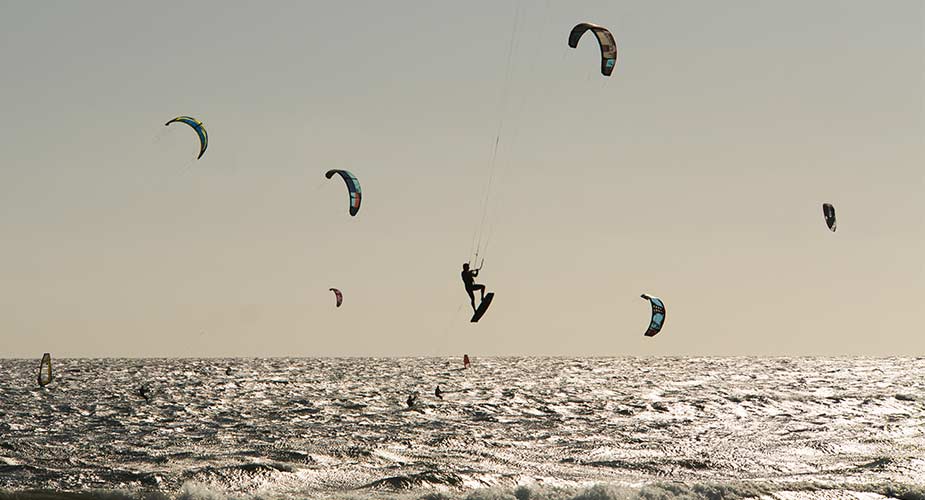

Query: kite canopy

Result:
[165,116,208,159]
[568,23,617,76]
[640,294,666,337]
[37,352,53,387]
[330,288,343,308]
[325,169,362,216]
[822,203,836,232]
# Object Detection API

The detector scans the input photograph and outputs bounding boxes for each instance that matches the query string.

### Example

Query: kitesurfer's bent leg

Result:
[472,284,486,301]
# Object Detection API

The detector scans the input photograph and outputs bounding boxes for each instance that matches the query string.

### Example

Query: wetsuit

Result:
[462,265,485,311]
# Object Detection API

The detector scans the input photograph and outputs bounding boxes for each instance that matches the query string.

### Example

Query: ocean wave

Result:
[361,470,465,490]
[4,481,925,500]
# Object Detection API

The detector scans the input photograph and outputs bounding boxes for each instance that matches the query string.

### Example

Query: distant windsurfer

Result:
[461,262,486,312]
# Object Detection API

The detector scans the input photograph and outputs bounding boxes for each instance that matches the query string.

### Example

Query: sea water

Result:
[0,357,923,499]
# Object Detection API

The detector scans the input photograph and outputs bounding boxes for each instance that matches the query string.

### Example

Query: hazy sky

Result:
[1,1,922,358]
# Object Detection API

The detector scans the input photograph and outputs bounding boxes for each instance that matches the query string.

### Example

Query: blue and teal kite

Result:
[165,116,208,160]
[641,294,666,337]
[325,169,362,216]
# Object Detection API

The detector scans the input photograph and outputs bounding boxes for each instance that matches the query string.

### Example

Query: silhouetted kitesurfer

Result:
[461,263,486,312]
[435,385,443,399]
[139,385,150,401]
[406,393,417,408]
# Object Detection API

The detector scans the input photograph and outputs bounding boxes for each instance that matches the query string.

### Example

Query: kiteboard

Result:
[470,292,494,323]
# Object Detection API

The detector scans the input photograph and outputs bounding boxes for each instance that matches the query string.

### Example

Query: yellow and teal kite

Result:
[165,116,208,160]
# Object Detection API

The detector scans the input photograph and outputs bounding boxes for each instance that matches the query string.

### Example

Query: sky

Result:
[0,1,922,358]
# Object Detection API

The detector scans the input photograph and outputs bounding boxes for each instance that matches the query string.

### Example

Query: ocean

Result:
[0,357,922,500]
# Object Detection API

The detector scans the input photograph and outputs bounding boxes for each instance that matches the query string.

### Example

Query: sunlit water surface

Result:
[0,357,923,499]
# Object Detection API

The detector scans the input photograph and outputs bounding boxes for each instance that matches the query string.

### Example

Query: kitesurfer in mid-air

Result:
[461,263,486,312]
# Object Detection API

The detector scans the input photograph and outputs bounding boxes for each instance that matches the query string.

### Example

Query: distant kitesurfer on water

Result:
[139,385,150,401]
[406,393,417,408]
[435,385,443,399]
[461,262,486,312]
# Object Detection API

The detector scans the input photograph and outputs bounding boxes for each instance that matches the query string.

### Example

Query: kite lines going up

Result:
[469,1,528,269]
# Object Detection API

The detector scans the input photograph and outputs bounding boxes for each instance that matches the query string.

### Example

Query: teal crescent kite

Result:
[640,294,666,337]
[165,116,208,160]
[325,169,362,216]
